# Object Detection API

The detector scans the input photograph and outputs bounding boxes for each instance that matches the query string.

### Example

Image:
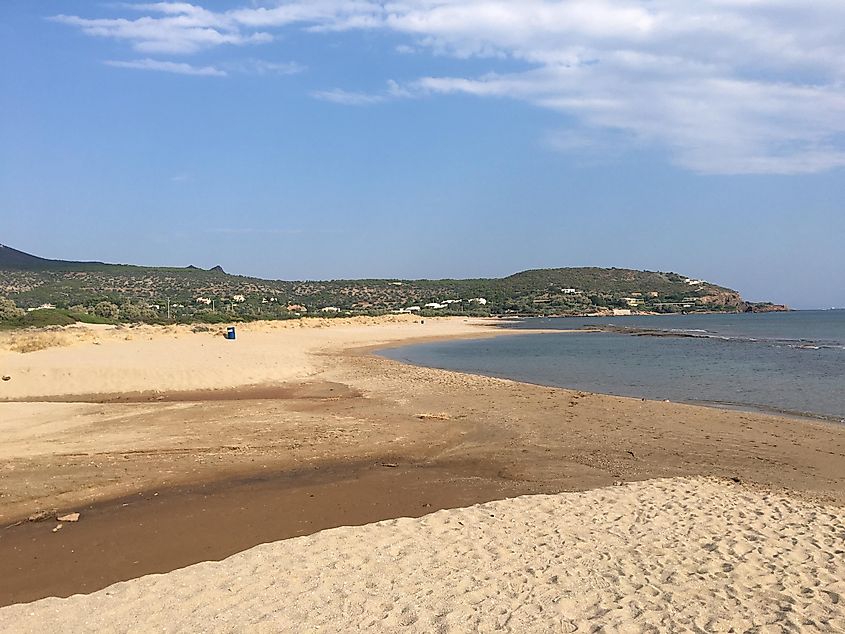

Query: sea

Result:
[380,310,845,422]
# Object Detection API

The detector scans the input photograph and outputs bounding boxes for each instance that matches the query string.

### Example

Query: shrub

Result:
[0,297,25,321]
[120,302,159,322]
[93,301,120,319]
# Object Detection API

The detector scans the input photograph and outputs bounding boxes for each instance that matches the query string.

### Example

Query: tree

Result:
[93,301,120,320]
[0,297,25,321]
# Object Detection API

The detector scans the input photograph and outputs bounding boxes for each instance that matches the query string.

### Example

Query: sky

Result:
[1,1,843,309]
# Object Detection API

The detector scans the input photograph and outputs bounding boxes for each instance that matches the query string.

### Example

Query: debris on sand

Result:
[27,509,56,523]
[417,412,451,421]
[57,513,80,523]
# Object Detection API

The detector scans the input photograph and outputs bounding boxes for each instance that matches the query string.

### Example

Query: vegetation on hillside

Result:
[0,245,782,327]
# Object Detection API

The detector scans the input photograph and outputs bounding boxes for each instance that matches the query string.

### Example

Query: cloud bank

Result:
[53,1,845,174]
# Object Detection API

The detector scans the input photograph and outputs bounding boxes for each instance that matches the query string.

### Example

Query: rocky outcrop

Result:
[742,302,790,313]
[698,290,745,308]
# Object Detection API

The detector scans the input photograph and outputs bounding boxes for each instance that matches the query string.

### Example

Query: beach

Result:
[1,316,844,628]
[3,477,843,632]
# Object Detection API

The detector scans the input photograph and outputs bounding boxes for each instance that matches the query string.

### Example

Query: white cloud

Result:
[411,66,845,174]
[53,1,845,174]
[311,88,387,106]
[312,80,413,105]
[49,8,271,54]
[104,58,226,76]
[225,59,305,76]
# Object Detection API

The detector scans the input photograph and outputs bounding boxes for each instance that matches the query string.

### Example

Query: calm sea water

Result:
[381,311,845,421]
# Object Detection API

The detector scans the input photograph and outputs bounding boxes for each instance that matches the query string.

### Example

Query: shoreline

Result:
[1,317,843,512]
[8,323,836,425]
[379,320,845,425]
[1,316,844,609]
[377,349,845,426]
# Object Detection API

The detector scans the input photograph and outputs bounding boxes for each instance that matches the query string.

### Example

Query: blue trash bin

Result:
[226,326,236,340]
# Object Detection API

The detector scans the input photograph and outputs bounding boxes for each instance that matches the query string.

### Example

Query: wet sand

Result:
[1,460,534,607]
[1,316,844,617]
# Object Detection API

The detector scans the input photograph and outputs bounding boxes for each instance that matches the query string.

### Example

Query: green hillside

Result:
[0,244,781,325]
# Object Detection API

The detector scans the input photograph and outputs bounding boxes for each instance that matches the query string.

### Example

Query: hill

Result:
[0,244,101,271]
[0,244,782,323]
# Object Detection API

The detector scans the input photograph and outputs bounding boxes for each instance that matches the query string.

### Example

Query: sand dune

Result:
[2,477,842,633]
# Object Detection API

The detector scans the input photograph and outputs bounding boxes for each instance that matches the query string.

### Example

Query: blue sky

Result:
[1,1,843,308]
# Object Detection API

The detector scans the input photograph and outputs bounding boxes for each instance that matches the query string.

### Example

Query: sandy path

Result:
[2,477,842,633]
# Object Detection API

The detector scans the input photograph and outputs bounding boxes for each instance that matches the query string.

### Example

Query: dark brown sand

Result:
[1,461,531,607]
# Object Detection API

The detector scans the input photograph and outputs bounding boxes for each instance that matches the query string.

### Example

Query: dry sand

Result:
[2,477,843,633]
[1,316,844,629]
[0,316,497,399]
